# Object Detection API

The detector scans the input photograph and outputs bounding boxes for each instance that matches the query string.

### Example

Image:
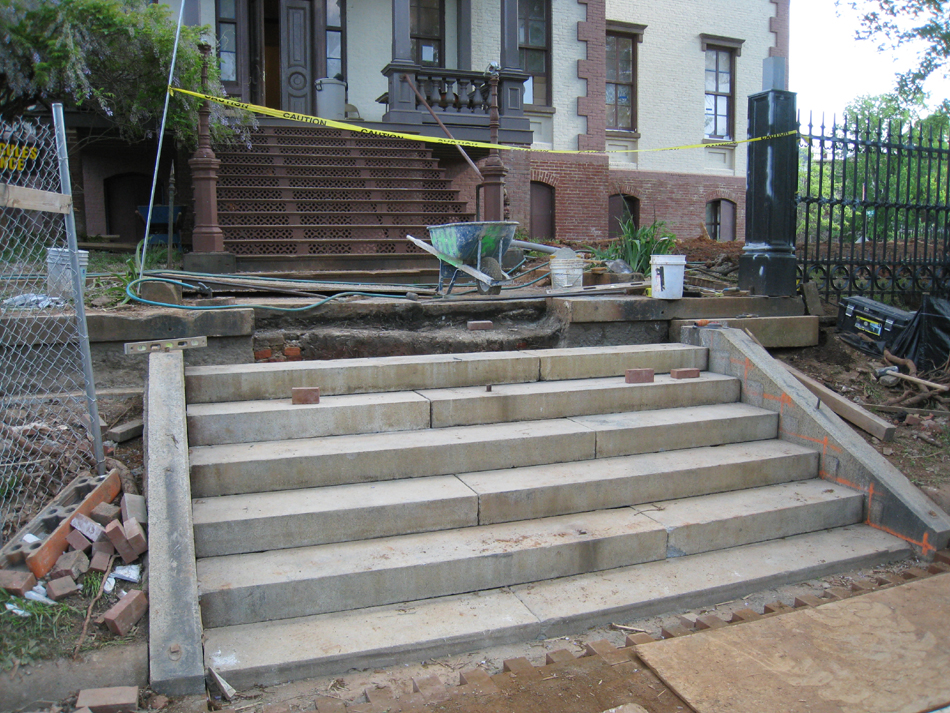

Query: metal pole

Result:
[53,103,105,474]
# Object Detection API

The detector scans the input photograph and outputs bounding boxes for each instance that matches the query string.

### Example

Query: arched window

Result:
[705,199,736,241]
[530,182,555,240]
[608,194,640,238]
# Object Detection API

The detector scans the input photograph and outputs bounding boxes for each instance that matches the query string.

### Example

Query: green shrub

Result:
[587,219,676,274]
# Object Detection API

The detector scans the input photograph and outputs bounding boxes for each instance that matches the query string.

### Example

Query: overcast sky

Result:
[788,0,950,120]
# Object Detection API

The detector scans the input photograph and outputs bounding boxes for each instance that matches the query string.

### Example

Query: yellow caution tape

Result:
[169,87,797,155]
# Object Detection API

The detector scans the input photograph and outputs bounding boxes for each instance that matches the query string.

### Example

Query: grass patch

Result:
[0,589,81,672]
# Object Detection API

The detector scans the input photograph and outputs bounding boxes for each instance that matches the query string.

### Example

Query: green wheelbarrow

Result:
[407,221,519,296]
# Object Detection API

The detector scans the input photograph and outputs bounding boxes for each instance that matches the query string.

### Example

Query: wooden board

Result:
[0,183,72,214]
[637,575,950,713]
[783,363,896,442]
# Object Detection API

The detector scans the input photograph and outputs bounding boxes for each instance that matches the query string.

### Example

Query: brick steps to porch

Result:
[185,344,912,687]
[216,125,474,270]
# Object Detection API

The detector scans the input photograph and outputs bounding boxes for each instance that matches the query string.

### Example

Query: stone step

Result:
[184,345,708,404]
[192,427,797,556]
[201,524,910,688]
[197,479,861,628]
[186,373,740,446]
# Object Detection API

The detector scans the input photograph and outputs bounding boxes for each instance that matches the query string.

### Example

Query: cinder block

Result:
[105,520,139,564]
[467,320,494,330]
[51,550,89,580]
[670,367,701,379]
[47,575,79,600]
[103,589,148,636]
[120,494,147,525]
[75,686,139,713]
[72,513,105,542]
[124,518,148,556]
[291,387,320,405]
[90,550,112,573]
[66,529,92,552]
[90,502,121,526]
[625,368,654,384]
[92,539,115,556]
[0,569,36,596]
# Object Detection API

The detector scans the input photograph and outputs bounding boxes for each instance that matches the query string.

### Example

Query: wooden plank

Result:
[26,469,122,578]
[0,183,71,214]
[782,362,896,442]
[869,405,950,417]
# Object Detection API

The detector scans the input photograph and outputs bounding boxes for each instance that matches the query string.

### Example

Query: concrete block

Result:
[124,519,148,556]
[105,419,144,443]
[90,503,121,526]
[75,686,139,713]
[670,315,820,348]
[0,569,36,596]
[71,513,105,542]
[625,368,654,383]
[66,529,92,552]
[291,387,320,405]
[526,344,707,380]
[670,367,700,379]
[51,550,89,580]
[105,520,138,564]
[467,320,493,330]
[104,590,148,636]
[90,550,112,573]
[121,494,147,525]
[47,575,79,600]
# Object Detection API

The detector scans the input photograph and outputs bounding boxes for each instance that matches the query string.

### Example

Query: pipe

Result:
[511,239,558,254]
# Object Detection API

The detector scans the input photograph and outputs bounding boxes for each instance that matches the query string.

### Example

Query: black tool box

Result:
[836,295,915,354]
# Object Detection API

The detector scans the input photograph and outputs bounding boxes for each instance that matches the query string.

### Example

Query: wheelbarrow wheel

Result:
[476,257,504,295]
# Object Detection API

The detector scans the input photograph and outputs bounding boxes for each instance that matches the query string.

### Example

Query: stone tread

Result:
[202,526,912,689]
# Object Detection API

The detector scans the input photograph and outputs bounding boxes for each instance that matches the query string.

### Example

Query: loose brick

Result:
[90,550,112,573]
[545,649,576,664]
[502,657,541,680]
[729,608,762,623]
[0,569,36,597]
[661,623,692,638]
[92,539,116,556]
[670,367,701,379]
[75,686,139,713]
[47,575,79,601]
[66,529,92,552]
[105,520,138,564]
[625,633,658,645]
[90,502,121,526]
[694,614,728,630]
[283,346,302,358]
[103,589,148,636]
[123,518,148,556]
[291,387,320,405]
[254,348,272,360]
[625,367,654,383]
[676,614,698,630]
[467,320,494,330]
[51,550,89,580]
[120,494,147,525]
[71,513,105,542]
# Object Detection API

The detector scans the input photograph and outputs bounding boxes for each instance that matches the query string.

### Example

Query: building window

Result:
[706,199,736,241]
[700,34,743,141]
[326,0,344,79]
[217,0,240,84]
[411,0,443,67]
[519,0,549,106]
[608,194,640,238]
[606,33,636,131]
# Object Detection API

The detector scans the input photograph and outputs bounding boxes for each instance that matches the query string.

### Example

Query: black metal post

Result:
[738,89,799,296]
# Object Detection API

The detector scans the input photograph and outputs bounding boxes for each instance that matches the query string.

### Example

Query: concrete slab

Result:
[670,316,819,348]
[185,351,541,403]
[186,391,431,446]
[512,525,911,637]
[145,352,204,695]
[522,344,708,380]
[196,508,667,627]
[419,373,740,428]
[192,475,478,557]
[189,418,596,497]
[637,573,950,713]
[643,480,865,556]
[461,440,816,525]
[203,589,542,689]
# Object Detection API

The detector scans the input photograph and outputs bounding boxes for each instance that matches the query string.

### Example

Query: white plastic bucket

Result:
[46,248,88,300]
[650,254,686,300]
[550,257,585,289]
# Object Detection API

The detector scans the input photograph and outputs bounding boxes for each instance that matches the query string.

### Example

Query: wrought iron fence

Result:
[796,113,950,303]
[0,108,103,548]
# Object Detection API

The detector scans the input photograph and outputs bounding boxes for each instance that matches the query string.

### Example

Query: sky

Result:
[788,0,950,120]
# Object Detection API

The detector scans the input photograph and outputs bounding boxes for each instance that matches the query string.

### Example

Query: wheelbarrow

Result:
[406,221,519,295]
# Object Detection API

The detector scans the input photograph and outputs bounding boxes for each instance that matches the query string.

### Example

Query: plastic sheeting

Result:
[891,296,950,373]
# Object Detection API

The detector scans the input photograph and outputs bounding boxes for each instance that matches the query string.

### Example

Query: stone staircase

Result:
[214,123,473,274]
[182,345,911,688]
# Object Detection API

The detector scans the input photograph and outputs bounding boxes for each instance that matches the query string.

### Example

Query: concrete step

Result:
[196,480,861,627]
[192,416,792,556]
[186,372,737,446]
[202,525,911,688]
[184,344,708,404]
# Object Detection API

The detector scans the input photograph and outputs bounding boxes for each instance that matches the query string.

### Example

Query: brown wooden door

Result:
[530,182,555,240]
[280,0,316,113]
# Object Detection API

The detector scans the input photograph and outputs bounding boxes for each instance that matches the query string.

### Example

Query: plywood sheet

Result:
[637,575,950,713]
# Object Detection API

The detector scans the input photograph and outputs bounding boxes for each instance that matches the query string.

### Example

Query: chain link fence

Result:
[0,110,103,548]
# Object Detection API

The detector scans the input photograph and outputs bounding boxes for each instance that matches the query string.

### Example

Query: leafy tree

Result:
[0,0,251,148]
[844,0,950,113]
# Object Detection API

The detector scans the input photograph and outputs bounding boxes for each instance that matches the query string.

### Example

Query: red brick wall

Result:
[528,152,610,242]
